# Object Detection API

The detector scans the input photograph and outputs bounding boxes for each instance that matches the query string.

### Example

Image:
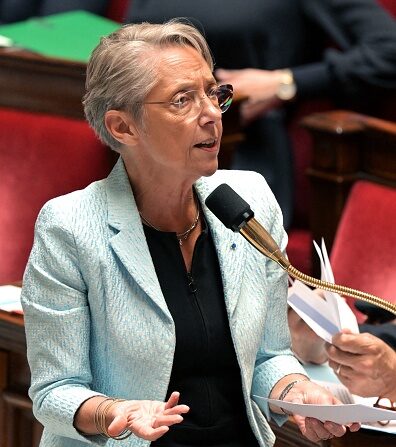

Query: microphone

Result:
[205,183,396,316]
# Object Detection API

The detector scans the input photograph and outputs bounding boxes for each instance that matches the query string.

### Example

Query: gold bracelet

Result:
[94,397,132,440]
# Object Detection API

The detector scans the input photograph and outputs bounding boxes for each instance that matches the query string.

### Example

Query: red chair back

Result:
[330,181,396,323]
[377,0,396,17]
[106,0,130,22]
[0,108,117,284]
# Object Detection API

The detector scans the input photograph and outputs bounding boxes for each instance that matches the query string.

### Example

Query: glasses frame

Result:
[373,397,396,426]
[143,84,233,115]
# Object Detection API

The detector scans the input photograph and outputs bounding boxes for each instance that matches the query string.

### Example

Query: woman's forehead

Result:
[155,46,214,85]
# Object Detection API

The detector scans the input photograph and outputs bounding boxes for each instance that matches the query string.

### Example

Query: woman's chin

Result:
[201,159,219,177]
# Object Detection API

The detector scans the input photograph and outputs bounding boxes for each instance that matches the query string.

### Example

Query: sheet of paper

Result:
[0,285,22,313]
[305,363,396,434]
[314,239,359,332]
[288,239,358,342]
[254,396,396,425]
[288,281,339,342]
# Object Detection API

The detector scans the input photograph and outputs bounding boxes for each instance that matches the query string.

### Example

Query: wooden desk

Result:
[1,311,395,447]
[0,48,243,169]
[0,310,42,447]
[0,48,86,119]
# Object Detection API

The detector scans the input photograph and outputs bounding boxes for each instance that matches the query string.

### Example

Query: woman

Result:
[21,21,358,446]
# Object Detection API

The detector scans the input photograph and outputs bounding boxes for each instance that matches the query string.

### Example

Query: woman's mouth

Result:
[194,139,217,150]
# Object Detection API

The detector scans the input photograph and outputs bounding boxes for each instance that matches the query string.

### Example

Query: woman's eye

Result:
[208,88,218,100]
[173,94,192,108]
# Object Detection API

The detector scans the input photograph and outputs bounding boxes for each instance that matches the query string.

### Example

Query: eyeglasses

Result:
[143,84,233,116]
[374,397,396,426]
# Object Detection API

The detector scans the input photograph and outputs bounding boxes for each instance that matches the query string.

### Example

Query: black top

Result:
[143,217,258,447]
[0,0,108,24]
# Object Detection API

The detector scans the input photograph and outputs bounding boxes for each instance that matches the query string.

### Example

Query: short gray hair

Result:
[83,20,214,151]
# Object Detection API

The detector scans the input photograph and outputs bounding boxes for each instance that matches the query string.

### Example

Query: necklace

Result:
[139,195,200,246]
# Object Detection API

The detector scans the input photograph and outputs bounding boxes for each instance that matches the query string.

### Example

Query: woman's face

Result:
[135,45,223,181]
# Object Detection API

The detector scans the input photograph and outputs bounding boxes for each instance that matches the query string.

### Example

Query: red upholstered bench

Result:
[330,180,396,323]
[0,108,117,284]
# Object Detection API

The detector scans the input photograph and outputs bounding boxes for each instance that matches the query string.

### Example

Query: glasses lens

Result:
[216,84,233,113]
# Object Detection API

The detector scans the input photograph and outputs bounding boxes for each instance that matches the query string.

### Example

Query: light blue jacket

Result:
[21,158,306,447]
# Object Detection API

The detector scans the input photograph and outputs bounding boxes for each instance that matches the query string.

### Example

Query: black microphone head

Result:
[205,184,254,232]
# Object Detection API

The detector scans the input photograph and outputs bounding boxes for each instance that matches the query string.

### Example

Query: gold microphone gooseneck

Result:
[240,217,396,316]
[205,183,396,316]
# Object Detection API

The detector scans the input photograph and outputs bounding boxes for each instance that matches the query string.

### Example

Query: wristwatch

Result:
[276,69,297,101]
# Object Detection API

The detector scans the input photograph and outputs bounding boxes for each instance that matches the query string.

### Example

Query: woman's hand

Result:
[215,68,283,124]
[106,391,189,441]
[327,329,396,400]
[283,380,360,443]
[288,307,328,364]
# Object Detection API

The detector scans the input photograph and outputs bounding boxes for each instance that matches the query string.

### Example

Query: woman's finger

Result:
[163,404,190,415]
[107,414,128,437]
[348,422,361,432]
[164,391,180,409]
[323,421,347,437]
[153,414,184,428]
[306,417,336,440]
[294,415,321,443]
[135,425,169,441]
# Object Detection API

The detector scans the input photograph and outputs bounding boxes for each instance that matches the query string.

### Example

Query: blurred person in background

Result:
[127,0,396,229]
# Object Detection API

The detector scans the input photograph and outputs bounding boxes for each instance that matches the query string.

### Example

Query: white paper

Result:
[0,285,22,313]
[255,396,396,425]
[305,363,396,433]
[288,239,359,342]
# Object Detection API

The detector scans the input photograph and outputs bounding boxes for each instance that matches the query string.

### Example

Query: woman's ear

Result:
[104,110,140,146]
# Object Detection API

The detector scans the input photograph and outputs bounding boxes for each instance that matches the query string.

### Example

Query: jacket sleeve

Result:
[21,200,106,445]
[293,0,396,99]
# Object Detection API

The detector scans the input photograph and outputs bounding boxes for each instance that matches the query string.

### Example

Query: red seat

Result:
[378,0,396,17]
[330,181,396,323]
[106,0,130,22]
[0,108,117,284]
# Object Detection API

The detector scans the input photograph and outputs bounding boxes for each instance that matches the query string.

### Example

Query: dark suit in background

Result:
[0,0,108,23]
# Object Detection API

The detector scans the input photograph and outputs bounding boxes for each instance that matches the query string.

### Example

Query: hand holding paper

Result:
[260,378,361,442]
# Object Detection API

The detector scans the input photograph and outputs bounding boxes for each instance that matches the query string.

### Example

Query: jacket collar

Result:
[105,159,246,321]
[105,158,172,321]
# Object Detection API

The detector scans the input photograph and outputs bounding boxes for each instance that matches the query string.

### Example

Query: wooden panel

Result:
[271,420,330,446]
[3,390,42,447]
[0,312,42,447]
[301,110,396,274]
[0,49,86,119]
[0,350,8,447]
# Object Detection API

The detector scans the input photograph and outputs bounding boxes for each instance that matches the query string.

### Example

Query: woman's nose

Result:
[198,94,222,122]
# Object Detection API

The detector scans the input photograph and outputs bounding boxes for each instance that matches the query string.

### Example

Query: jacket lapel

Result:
[105,158,172,321]
[195,178,246,320]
